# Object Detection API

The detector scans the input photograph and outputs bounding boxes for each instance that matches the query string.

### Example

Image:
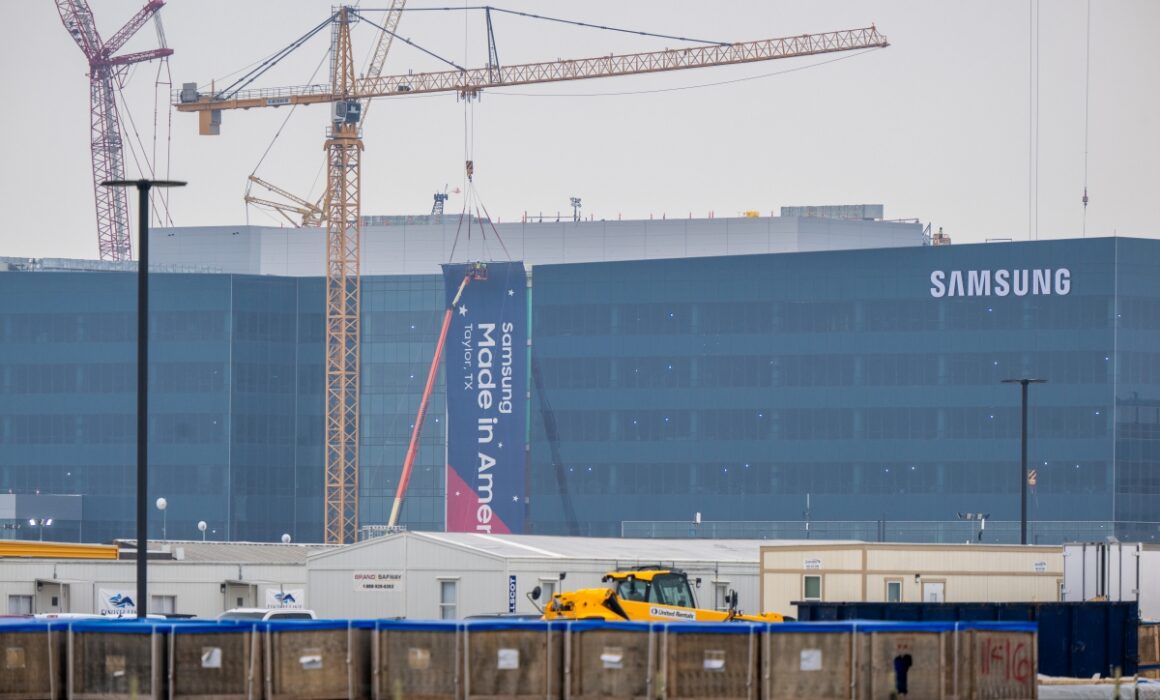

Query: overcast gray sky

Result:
[2,1,1157,260]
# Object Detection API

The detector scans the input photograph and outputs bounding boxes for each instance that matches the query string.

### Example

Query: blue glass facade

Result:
[2,237,1159,544]
[528,238,1160,543]
[0,272,444,543]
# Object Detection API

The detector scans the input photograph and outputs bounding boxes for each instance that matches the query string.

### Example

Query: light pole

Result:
[1001,378,1046,545]
[102,178,186,618]
[957,512,990,542]
[197,520,207,541]
[28,518,53,541]
[156,497,167,540]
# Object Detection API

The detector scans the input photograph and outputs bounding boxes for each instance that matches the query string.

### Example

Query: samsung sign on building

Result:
[930,268,1071,298]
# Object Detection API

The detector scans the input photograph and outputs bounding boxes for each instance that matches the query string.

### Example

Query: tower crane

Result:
[176,9,888,543]
[243,1,407,228]
[56,0,173,261]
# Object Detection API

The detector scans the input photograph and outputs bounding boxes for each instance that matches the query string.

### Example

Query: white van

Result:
[217,608,316,621]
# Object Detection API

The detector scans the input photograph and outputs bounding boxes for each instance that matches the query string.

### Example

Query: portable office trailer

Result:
[305,532,777,620]
[1063,541,1160,619]
[760,542,1064,618]
[0,541,320,617]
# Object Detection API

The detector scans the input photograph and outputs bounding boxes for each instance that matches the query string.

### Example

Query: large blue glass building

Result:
[0,271,445,543]
[530,237,1160,543]
[2,235,1158,544]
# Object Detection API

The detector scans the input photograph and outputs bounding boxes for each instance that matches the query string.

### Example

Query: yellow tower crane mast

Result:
[176,10,888,544]
[244,2,406,227]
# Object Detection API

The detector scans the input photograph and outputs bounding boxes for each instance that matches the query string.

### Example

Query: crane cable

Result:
[448,8,473,265]
[1028,0,1036,242]
[244,40,332,226]
[447,6,511,264]
[358,5,730,47]
[152,56,176,226]
[116,67,171,224]
[152,12,175,226]
[1082,0,1091,236]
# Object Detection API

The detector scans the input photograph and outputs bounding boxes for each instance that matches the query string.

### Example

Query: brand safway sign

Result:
[444,262,527,534]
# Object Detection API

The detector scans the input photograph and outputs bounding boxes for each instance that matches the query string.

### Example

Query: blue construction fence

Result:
[0,617,1039,699]
[794,600,1139,678]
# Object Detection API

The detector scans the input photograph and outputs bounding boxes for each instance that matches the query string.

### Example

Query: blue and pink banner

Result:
[443,262,527,533]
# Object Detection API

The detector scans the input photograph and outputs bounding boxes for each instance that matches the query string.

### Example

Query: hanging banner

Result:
[98,589,137,617]
[264,588,306,609]
[444,262,527,534]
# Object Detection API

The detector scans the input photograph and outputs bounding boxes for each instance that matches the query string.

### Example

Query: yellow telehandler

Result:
[529,566,786,623]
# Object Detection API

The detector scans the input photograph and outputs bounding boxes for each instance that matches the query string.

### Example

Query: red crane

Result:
[56,0,173,261]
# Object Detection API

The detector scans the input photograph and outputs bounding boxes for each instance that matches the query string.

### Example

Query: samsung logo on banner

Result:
[930,268,1071,298]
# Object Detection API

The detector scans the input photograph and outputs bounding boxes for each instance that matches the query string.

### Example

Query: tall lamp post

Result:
[956,512,990,542]
[156,497,167,540]
[1001,378,1046,545]
[28,518,53,541]
[102,178,186,618]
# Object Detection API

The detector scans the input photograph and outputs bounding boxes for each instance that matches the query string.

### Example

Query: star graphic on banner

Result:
[458,304,468,316]
[497,442,504,449]
[512,495,519,502]
[507,289,514,296]
[454,491,461,497]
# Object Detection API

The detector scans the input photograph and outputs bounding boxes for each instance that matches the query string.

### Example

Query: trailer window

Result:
[439,580,458,619]
[886,579,902,603]
[8,595,32,615]
[803,575,822,601]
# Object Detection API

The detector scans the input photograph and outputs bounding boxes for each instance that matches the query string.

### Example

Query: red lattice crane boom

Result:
[56,0,172,261]
[176,12,887,544]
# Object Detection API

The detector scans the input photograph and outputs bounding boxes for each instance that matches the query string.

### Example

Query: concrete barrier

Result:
[0,619,67,700]
[168,621,262,700]
[565,620,660,700]
[463,620,562,699]
[67,620,164,700]
[763,623,857,699]
[1140,622,1160,680]
[373,620,461,700]
[662,622,760,700]
[0,616,1039,699]
[263,620,372,700]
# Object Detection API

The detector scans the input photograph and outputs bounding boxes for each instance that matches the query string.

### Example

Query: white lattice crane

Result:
[176,9,888,543]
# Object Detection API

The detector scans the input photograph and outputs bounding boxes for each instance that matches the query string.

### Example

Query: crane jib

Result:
[174,26,887,115]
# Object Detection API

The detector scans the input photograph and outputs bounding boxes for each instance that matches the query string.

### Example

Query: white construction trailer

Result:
[1062,542,1160,620]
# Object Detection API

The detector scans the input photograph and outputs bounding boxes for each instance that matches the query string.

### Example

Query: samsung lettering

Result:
[930,268,1070,298]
